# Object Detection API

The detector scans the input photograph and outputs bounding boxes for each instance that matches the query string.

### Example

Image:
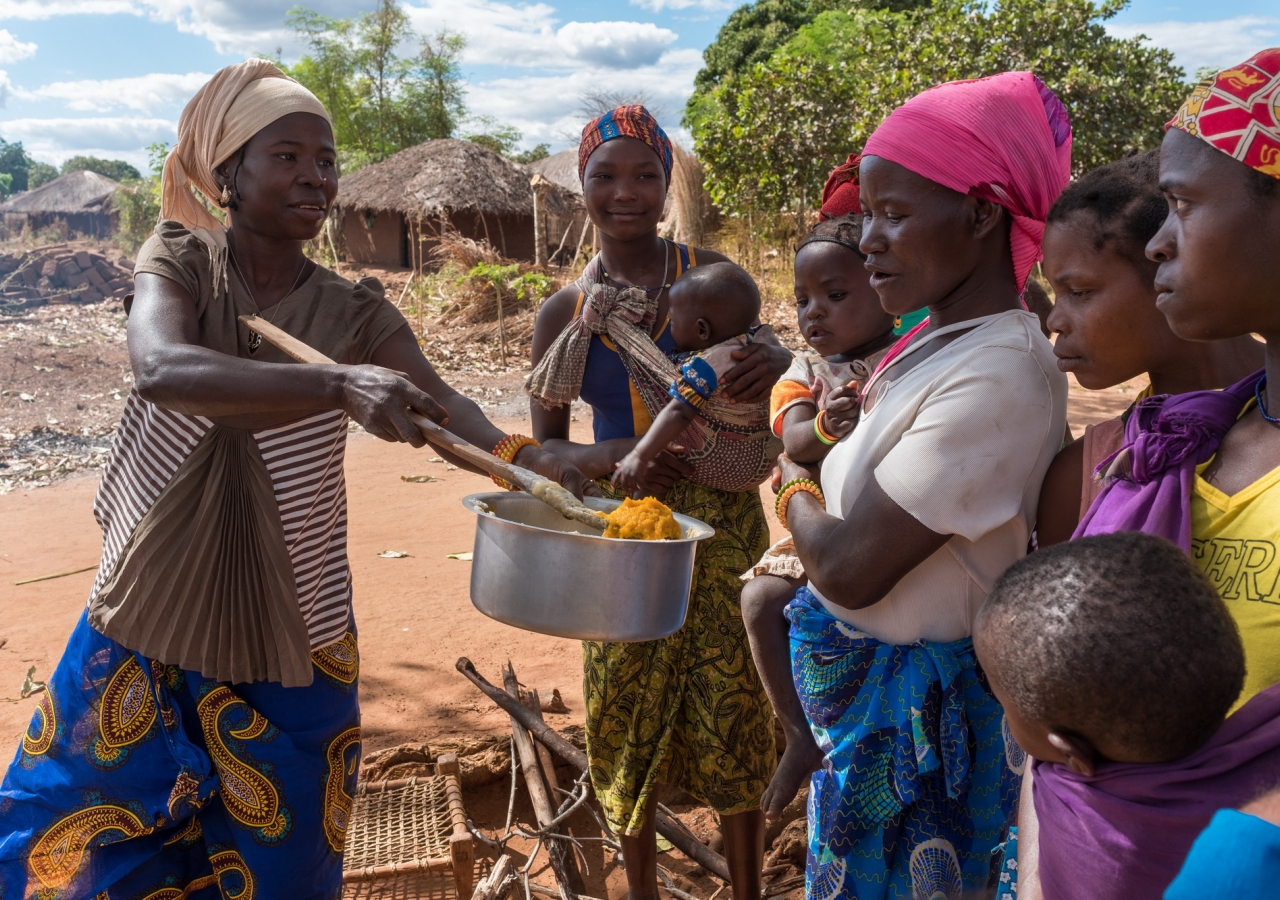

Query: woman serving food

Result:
[0,60,589,900]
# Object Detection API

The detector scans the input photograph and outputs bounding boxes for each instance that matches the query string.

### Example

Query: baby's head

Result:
[667,261,761,351]
[794,215,894,358]
[1042,150,1182,390]
[974,532,1244,776]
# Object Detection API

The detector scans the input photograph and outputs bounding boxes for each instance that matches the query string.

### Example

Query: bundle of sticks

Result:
[456,658,740,900]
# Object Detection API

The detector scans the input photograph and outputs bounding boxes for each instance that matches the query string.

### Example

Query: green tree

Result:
[693,0,1185,225]
[287,0,469,169]
[27,161,58,190]
[688,0,931,121]
[513,144,550,164]
[464,116,522,158]
[60,155,142,182]
[113,143,169,251]
[0,138,30,193]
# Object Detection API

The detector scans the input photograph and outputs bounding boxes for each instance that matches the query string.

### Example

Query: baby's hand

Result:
[611,452,647,496]
[821,382,862,436]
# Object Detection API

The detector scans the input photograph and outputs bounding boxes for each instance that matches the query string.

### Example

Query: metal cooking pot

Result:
[462,492,716,642]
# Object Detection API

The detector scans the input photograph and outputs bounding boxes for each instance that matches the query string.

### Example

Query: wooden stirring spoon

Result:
[238,315,607,531]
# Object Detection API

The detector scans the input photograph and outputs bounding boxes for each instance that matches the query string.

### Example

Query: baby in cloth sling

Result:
[976,531,1280,900]
[611,262,777,493]
[527,260,782,493]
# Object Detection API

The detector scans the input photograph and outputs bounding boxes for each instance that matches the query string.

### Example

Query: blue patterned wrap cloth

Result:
[0,610,361,900]
[786,586,1022,900]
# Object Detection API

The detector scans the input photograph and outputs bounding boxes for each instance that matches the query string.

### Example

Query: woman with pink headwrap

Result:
[771,73,1070,898]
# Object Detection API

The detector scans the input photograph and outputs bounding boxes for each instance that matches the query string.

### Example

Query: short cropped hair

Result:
[977,532,1244,763]
[1047,150,1166,268]
[670,261,761,336]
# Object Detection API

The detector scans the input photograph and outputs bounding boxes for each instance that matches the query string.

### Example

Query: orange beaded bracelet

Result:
[491,434,540,489]
[776,478,825,531]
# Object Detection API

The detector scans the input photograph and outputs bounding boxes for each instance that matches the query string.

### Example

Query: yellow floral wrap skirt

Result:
[585,480,777,835]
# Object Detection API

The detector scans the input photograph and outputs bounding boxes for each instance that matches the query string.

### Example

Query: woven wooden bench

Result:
[343,753,475,898]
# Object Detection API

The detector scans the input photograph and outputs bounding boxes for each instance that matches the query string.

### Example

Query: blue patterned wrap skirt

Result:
[787,586,1023,900]
[0,610,361,900]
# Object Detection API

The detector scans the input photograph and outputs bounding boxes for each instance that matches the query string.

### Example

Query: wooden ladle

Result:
[238,315,607,531]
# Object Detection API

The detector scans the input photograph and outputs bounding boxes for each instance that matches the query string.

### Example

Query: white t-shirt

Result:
[811,309,1067,644]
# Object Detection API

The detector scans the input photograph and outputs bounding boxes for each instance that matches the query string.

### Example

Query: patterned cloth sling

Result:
[526,254,781,493]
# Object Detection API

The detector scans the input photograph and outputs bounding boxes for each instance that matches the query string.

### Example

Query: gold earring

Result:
[219,184,231,207]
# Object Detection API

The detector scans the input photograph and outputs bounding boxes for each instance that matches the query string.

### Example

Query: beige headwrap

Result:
[160,59,332,295]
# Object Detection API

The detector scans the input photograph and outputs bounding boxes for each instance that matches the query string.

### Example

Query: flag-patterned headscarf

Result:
[1167,47,1280,180]
[577,105,673,184]
[863,72,1072,292]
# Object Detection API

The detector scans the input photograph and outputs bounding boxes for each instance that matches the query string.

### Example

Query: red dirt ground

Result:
[0,387,1133,899]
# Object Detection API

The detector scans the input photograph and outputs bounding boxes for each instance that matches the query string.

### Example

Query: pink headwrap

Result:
[863,72,1072,291]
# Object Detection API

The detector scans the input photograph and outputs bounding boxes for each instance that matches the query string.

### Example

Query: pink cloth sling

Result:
[863,72,1072,291]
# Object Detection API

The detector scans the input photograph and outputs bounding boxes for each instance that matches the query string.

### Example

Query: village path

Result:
[0,381,1137,763]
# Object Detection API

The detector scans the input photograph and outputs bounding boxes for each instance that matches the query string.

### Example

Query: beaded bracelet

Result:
[814,410,840,446]
[776,478,825,531]
[491,434,541,489]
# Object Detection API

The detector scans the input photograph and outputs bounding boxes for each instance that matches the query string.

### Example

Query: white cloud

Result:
[464,47,702,148]
[629,0,733,11]
[0,116,175,166]
[403,0,561,67]
[0,30,36,64]
[0,0,354,55]
[1108,16,1280,78]
[0,70,12,108]
[556,21,677,69]
[18,72,210,113]
[0,0,137,17]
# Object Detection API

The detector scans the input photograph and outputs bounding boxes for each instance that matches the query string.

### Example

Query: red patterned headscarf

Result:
[819,153,862,220]
[1166,48,1280,180]
[578,105,673,184]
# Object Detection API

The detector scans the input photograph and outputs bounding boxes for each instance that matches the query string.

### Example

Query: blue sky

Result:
[0,0,1274,173]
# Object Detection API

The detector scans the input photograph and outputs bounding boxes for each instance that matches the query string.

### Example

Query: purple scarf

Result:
[1033,682,1280,900]
[1074,370,1263,551]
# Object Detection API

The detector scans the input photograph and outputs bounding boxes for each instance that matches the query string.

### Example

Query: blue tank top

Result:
[578,242,694,442]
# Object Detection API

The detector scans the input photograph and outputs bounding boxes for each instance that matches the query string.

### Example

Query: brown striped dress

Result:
[0,221,408,898]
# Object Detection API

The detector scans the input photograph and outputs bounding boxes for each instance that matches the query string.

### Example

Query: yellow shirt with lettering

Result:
[1192,454,1280,710]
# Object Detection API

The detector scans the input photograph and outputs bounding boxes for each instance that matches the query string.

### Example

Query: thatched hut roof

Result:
[337,139,579,220]
[1,170,121,214]
[527,149,581,197]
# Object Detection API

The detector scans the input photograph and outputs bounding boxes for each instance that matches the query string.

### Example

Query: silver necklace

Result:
[231,250,308,354]
[601,238,672,307]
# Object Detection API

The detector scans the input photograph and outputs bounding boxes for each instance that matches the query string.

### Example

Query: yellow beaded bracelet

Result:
[491,434,540,490]
[776,477,825,531]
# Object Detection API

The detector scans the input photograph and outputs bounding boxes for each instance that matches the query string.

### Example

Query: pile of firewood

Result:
[0,244,134,310]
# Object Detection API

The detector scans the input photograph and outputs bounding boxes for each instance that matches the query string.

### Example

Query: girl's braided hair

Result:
[1047,149,1165,268]
[796,213,865,258]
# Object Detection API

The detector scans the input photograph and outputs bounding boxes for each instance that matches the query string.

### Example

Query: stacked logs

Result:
[0,244,134,310]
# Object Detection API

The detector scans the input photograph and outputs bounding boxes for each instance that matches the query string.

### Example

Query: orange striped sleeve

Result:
[770,380,815,437]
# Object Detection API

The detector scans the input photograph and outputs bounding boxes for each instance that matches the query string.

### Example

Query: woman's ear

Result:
[1047,731,1099,777]
[971,196,1006,241]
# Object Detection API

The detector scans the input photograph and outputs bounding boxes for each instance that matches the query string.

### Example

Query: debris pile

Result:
[0,244,134,312]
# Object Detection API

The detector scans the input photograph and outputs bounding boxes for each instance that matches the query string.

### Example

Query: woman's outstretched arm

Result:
[129,272,446,443]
